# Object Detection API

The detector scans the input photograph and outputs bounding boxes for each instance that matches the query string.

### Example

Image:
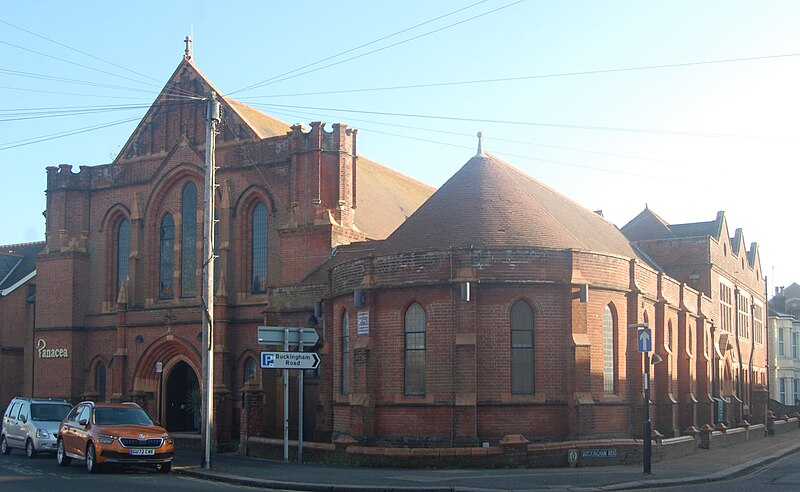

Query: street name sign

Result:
[261,351,321,370]
[258,326,319,345]
[637,328,652,353]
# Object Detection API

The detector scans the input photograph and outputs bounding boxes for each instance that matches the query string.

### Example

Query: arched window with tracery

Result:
[159,213,175,299]
[252,202,268,293]
[181,183,197,297]
[511,300,534,394]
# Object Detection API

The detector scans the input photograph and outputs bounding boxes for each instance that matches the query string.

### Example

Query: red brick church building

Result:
[0,52,768,448]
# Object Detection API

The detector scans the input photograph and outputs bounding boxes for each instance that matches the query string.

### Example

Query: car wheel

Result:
[86,443,100,474]
[56,439,71,466]
[25,439,37,458]
[157,462,172,473]
[1,435,10,455]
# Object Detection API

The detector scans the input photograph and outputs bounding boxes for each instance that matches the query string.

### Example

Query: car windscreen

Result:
[93,407,155,426]
[31,404,72,422]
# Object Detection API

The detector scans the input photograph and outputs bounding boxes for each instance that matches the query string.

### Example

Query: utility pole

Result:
[201,91,220,470]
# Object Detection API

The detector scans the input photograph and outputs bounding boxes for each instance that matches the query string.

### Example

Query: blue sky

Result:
[2,0,799,289]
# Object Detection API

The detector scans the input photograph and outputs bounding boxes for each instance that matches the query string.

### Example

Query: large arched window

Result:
[95,363,106,402]
[404,303,426,395]
[116,219,130,296]
[511,300,534,394]
[159,213,175,299]
[252,203,268,293]
[181,183,197,297]
[342,311,350,395]
[603,304,616,394]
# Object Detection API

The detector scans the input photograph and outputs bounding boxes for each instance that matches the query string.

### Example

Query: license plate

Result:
[129,448,155,456]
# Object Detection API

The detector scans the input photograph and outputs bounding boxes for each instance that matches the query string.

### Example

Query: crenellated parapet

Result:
[46,164,93,189]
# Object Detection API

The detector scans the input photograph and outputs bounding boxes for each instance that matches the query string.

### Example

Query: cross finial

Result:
[184,35,192,61]
[476,131,485,156]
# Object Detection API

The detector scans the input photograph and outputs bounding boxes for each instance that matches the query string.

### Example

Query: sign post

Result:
[257,326,319,464]
[630,322,653,475]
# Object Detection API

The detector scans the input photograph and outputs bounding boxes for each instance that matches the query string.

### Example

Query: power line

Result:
[260,104,691,168]
[0,68,159,94]
[0,116,141,151]
[238,51,800,99]
[0,18,164,86]
[0,40,200,101]
[230,0,491,95]
[265,107,680,181]
[0,85,152,100]
[254,102,800,142]
[0,39,161,89]
[0,100,194,122]
[229,0,523,94]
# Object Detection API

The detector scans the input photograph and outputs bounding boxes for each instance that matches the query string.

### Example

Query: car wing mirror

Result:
[79,418,89,426]
[20,415,27,423]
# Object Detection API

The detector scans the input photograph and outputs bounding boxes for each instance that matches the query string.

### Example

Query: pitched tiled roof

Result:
[379,152,637,257]
[0,242,44,294]
[622,209,725,241]
[225,99,292,139]
[620,207,672,240]
[670,221,718,237]
[354,157,436,240]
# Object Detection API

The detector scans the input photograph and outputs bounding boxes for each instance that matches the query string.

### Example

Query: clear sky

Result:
[2,0,799,291]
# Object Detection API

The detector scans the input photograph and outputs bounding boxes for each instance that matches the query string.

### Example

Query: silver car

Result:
[1,397,72,457]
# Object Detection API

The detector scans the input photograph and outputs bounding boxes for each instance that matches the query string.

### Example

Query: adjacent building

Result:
[768,284,800,406]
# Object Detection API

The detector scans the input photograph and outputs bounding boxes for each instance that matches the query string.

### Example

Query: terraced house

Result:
[0,52,768,449]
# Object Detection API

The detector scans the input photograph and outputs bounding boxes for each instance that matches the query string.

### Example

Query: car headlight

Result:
[98,434,117,444]
[164,435,174,445]
[36,429,50,439]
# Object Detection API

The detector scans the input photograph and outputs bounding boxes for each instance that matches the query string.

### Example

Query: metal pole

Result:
[298,329,304,465]
[201,91,219,470]
[158,371,163,424]
[643,351,652,474]
[283,328,289,462]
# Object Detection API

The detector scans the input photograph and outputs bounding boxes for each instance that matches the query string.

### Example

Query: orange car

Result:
[56,401,174,473]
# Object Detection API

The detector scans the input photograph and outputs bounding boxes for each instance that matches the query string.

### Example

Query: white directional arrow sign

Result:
[261,351,321,370]
[638,328,652,353]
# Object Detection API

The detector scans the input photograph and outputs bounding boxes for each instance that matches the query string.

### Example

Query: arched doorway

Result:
[164,360,199,432]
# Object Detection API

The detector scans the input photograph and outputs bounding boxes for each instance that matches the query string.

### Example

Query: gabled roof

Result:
[620,207,672,240]
[114,57,291,163]
[783,282,800,300]
[0,242,45,295]
[622,209,725,240]
[379,152,637,257]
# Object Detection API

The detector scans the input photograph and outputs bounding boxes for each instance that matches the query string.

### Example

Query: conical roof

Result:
[380,152,636,258]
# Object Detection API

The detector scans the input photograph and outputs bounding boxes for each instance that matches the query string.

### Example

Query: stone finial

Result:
[184,35,192,61]
[476,131,485,156]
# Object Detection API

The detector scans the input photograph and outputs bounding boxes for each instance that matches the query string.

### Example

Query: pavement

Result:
[172,432,800,491]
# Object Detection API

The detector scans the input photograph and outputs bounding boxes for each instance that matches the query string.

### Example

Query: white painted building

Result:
[769,283,800,406]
